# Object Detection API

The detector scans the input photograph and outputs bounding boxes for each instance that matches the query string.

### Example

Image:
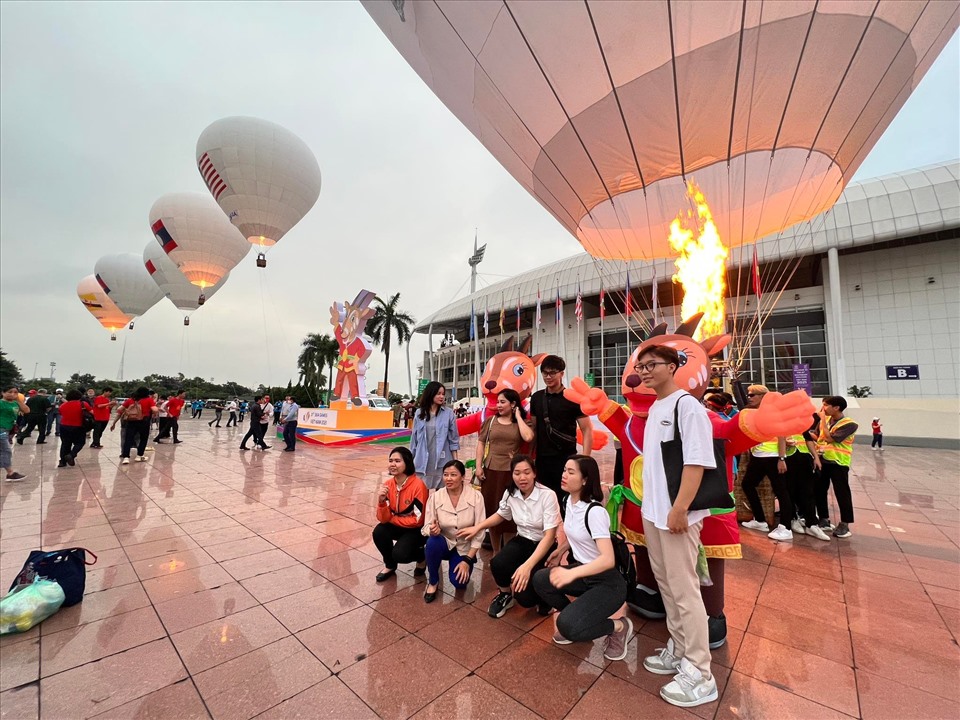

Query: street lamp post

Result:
[468,235,486,401]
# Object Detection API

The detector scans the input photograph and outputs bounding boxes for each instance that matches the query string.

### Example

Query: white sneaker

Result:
[136,456,146,463]
[741,519,769,532]
[660,658,719,708]
[790,519,805,535]
[121,458,130,465]
[643,638,682,675]
[805,524,831,542]
[145,446,155,452]
[768,525,794,542]
[872,446,878,451]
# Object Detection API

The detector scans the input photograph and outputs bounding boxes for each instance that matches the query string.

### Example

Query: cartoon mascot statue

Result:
[330,290,376,405]
[565,313,813,647]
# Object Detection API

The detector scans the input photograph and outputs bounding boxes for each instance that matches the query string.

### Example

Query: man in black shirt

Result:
[17,389,51,445]
[529,355,593,505]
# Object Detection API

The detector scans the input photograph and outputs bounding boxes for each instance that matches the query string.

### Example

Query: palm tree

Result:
[367,293,414,396]
[297,334,328,401]
[317,334,340,405]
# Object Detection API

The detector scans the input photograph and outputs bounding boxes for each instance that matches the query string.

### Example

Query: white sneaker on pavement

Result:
[660,658,719,708]
[790,519,805,534]
[741,519,769,532]
[805,524,831,541]
[121,458,130,465]
[768,525,794,542]
[643,638,682,675]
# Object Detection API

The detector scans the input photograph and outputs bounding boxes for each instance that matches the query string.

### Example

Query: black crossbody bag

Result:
[540,392,577,451]
[661,394,733,512]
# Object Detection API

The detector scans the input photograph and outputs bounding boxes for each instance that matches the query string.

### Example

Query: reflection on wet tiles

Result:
[2,424,959,718]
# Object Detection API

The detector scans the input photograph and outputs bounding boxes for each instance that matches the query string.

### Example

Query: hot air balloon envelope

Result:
[78,275,132,336]
[95,253,165,319]
[196,116,322,249]
[364,0,959,259]
[143,242,230,313]
[149,192,249,288]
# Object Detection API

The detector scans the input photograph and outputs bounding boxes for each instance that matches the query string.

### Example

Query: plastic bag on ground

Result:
[0,577,66,634]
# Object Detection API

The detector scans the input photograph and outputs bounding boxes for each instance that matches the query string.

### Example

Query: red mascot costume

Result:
[565,314,814,647]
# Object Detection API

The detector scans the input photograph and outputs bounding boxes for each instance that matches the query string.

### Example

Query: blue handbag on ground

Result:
[9,548,98,607]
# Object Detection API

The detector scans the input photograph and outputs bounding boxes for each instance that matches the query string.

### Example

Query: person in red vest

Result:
[871,417,883,451]
[90,387,115,449]
[157,390,187,444]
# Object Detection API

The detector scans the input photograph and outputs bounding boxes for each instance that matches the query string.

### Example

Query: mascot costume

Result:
[455,335,543,437]
[565,313,814,647]
[455,335,608,450]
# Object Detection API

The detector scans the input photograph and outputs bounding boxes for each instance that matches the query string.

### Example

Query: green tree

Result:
[0,349,24,388]
[367,293,414,396]
[297,333,330,398]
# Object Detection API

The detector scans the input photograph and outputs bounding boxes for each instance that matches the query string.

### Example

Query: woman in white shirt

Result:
[458,454,560,619]
[533,455,632,662]
[421,460,485,603]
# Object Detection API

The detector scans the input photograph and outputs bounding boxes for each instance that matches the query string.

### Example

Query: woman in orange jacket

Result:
[373,446,429,582]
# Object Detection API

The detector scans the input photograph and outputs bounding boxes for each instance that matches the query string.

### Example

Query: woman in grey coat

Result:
[409,382,460,490]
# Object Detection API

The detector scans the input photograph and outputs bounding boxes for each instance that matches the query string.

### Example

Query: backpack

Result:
[585,501,637,590]
[80,406,95,432]
[123,400,144,421]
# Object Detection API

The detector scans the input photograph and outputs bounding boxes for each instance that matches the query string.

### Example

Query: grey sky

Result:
[1,2,957,395]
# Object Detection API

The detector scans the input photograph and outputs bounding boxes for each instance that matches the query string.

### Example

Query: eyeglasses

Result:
[541,370,560,377]
[634,361,671,373]
[746,392,765,397]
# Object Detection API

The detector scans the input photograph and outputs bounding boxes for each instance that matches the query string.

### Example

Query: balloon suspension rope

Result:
[257,267,274,388]
[117,333,128,381]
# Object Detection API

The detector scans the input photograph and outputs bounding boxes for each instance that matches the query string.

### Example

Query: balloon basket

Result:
[197,293,205,306]
[256,253,266,268]
[128,321,135,330]
[183,317,190,326]
[111,334,117,341]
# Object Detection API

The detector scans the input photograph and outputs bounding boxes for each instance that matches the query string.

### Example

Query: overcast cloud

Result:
[1,2,957,394]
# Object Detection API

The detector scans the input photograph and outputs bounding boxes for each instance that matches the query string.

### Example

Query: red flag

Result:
[752,246,762,299]
[574,282,583,324]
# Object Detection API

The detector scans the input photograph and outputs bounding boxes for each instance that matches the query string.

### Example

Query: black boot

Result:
[708,613,727,649]
[627,584,666,619]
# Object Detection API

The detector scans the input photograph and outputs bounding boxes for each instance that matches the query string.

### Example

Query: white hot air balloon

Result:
[148,192,248,305]
[143,242,230,326]
[95,253,165,329]
[77,275,132,340]
[196,116,322,267]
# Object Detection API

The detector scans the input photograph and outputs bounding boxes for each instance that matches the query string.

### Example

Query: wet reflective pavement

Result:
[1,420,958,719]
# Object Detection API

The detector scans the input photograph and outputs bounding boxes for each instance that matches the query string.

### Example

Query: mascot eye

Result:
[513,366,525,377]
[677,351,688,366]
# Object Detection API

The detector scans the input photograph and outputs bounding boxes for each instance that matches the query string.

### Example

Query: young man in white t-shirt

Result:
[636,344,719,708]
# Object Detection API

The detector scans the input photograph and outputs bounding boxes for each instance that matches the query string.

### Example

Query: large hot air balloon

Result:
[364,1,959,260]
[94,253,165,329]
[196,116,322,267]
[77,275,132,340]
[148,192,249,304]
[143,242,230,326]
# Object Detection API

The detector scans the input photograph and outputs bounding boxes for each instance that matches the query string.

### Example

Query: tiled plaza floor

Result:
[1,418,958,719]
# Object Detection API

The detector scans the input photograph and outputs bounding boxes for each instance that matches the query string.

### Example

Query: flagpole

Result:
[600,282,605,392]
[575,276,582,378]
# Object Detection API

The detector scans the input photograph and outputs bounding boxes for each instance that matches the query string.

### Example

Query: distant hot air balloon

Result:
[148,192,248,304]
[143,242,230,326]
[77,275,132,340]
[196,116,322,267]
[94,253,165,329]
[364,1,959,260]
